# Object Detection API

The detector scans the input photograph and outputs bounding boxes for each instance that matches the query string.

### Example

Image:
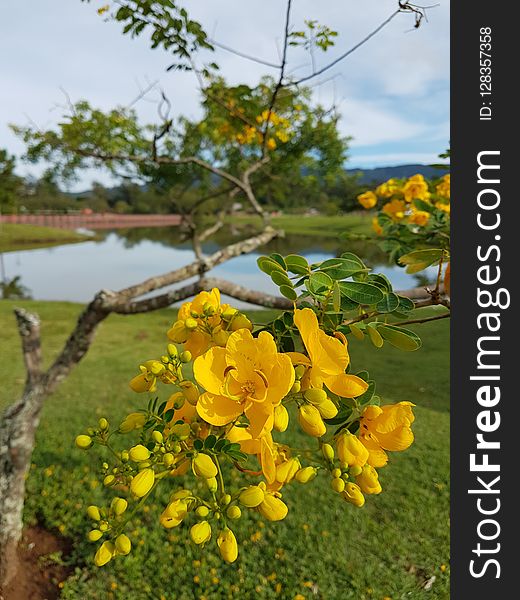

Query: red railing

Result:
[0,213,182,230]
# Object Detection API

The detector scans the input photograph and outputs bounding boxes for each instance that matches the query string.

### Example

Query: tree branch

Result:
[14,309,42,386]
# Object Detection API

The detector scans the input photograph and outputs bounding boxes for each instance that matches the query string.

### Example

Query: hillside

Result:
[346,163,449,184]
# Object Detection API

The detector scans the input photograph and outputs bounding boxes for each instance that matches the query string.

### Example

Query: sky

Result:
[0,0,449,191]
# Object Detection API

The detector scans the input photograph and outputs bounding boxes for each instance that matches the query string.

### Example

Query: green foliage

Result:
[0,149,23,213]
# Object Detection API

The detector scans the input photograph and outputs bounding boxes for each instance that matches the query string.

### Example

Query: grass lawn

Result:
[227,213,373,239]
[0,300,449,600]
[0,223,93,253]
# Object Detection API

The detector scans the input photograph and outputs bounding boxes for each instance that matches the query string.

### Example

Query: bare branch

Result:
[14,309,42,386]
[208,38,281,69]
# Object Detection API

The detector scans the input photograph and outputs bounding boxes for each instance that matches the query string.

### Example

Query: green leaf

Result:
[319,258,368,280]
[214,439,228,452]
[396,295,415,313]
[257,256,285,275]
[377,324,422,351]
[269,253,287,270]
[355,370,370,382]
[357,380,376,405]
[285,254,310,275]
[204,434,217,449]
[279,285,297,301]
[306,272,333,296]
[340,252,366,269]
[332,280,341,312]
[398,249,444,271]
[376,292,400,313]
[367,323,384,348]
[271,271,293,287]
[367,273,392,292]
[339,281,385,305]
[193,439,204,451]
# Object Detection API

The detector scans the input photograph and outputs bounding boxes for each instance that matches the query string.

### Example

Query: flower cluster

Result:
[357,171,450,288]
[76,288,415,567]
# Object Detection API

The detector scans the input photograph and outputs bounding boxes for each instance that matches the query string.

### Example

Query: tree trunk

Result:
[0,384,47,589]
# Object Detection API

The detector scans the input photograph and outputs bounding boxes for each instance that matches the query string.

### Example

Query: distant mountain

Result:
[346,164,449,185]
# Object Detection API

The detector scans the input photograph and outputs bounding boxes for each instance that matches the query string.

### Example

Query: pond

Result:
[2,227,431,308]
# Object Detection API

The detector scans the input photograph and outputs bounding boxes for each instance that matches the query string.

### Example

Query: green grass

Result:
[0,223,93,253]
[229,213,373,238]
[0,300,449,599]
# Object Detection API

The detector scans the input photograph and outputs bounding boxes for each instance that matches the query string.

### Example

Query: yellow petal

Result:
[266,354,295,406]
[377,425,414,452]
[193,346,227,395]
[286,352,312,366]
[324,373,368,398]
[245,400,274,439]
[260,436,276,484]
[196,392,243,427]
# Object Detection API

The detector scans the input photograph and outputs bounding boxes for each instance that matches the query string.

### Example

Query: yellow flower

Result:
[129,444,150,462]
[357,191,377,209]
[130,468,155,498]
[239,485,265,508]
[194,329,295,438]
[435,174,450,199]
[275,457,301,484]
[372,216,383,236]
[356,464,382,494]
[115,534,131,555]
[342,483,365,507]
[217,528,238,563]
[289,308,368,399]
[359,402,415,467]
[94,541,116,567]
[408,209,430,226]
[403,174,430,203]
[435,200,451,214]
[160,497,189,528]
[375,178,401,198]
[382,199,407,221]
[192,453,217,479]
[258,492,288,521]
[294,466,318,483]
[191,521,212,545]
[267,138,277,151]
[119,412,146,433]
[336,431,369,467]
[227,427,277,483]
[298,404,326,438]
[129,360,176,393]
[273,404,289,432]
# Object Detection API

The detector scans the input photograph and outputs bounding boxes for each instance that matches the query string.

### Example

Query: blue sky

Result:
[0,0,449,190]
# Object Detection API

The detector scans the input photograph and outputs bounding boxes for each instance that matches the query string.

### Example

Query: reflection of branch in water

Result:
[0,275,32,300]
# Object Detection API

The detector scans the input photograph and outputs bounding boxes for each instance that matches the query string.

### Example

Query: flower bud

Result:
[87,529,103,542]
[217,528,238,563]
[258,494,288,522]
[331,477,345,493]
[121,450,129,462]
[94,541,116,567]
[152,431,163,444]
[294,365,307,380]
[103,474,115,487]
[356,464,382,495]
[99,521,109,532]
[298,404,326,437]
[221,494,232,506]
[332,468,341,479]
[190,521,212,545]
[179,381,199,405]
[163,453,174,468]
[75,435,93,450]
[119,412,146,433]
[130,468,155,498]
[203,302,216,316]
[273,404,289,432]
[112,498,128,516]
[179,350,192,363]
[129,444,151,462]
[294,466,318,484]
[87,505,101,521]
[342,483,365,507]
[206,477,218,493]
[167,343,178,358]
[275,458,301,484]
[239,485,265,508]
[350,465,363,477]
[226,505,242,520]
[230,314,252,331]
[321,443,334,462]
[316,398,338,419]
[98,418,109,431]
[221,307,238,321]
[115,534,131,555]
[290,381,301,394]
[196,506,210,518]
[304,388,328,405]
[336,432,369,468]
[192,454,218,479]
[185,318,198,331]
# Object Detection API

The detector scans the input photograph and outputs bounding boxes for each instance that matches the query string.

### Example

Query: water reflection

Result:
[3,227,430,308]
